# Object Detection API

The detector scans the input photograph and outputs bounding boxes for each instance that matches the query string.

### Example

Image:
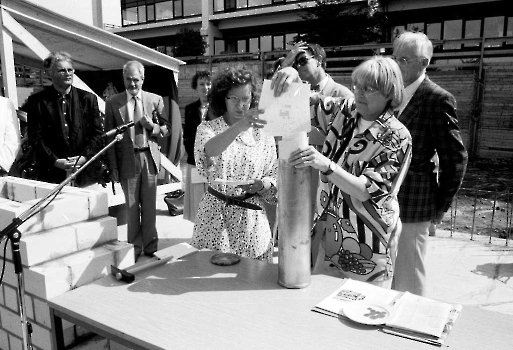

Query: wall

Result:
[176,61,512,158]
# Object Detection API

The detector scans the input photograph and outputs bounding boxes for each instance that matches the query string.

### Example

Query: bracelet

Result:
[321,161,336,176]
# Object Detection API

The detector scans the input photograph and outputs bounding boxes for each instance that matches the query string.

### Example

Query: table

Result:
[48,251,513,350]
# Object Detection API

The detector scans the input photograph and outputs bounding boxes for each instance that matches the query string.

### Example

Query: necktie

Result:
[133,96,146,148]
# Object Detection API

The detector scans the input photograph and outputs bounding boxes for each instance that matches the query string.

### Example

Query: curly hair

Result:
[208,65,261,118]
[191,70,212,90]
[43,51,73,70]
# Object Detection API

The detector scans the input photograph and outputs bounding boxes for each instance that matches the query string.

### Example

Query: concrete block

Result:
[20,225,78,267]
[10,179,39,202]
[106,241,135,270]
[0,306,23,337]
[0,328,9,350]
[24,194,89,231]
[60,187,109,219]
[30,322,52,350]
[3,284,19,312]
[33,297,51,328]
[34,183,57,199]
[24,293,34,322]
[8,333,23,350]
[25,243,134,300]
[0,200,44,237]
[74,217,118,251]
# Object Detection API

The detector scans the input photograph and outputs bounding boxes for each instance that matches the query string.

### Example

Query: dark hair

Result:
[191,71,212,89]
[43,51,73,70]
[304,43,326,70]
[209,65,261,118]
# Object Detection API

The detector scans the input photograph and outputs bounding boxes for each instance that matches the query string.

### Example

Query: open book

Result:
[312,279,462,347]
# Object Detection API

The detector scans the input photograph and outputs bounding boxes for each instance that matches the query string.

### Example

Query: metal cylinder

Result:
[277,159,312,288]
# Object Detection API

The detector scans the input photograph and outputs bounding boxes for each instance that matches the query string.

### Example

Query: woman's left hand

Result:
[238,179,264,194]
[288,146,329,172]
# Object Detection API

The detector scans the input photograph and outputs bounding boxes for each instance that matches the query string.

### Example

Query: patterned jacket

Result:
[397,77,468,223]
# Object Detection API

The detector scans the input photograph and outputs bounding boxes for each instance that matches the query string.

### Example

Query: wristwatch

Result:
[322,161,336,175]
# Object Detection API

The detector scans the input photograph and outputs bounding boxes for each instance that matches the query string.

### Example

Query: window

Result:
[238,40,247,53]
[443,19,462,49]
[407,23,424,33]
[249,38,259,53]
[464,20,481,47]
[426,23,441,41]
[507,17,513,45]
[484,16,504,47]
[249,0,272,6]
[285,33,297,48]
[260,35,272,52]
[391,26,405,39]
[156,1,173,20]
[273,36,284,50]
[215,40,225,55]
[138,5,147,23]
[147,4,155,21]
[184,0,201,16]
[122,7,137,26]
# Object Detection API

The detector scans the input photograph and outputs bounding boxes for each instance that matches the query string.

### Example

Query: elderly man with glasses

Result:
[25,51,103,186]
[391,31,468,296]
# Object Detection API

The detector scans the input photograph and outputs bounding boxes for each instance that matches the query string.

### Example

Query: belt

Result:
[207,187,262,211]
[134,147,150,153]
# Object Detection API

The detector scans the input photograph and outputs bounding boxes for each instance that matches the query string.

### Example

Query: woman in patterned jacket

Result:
[190,65,278,262]
[289,56,412,288]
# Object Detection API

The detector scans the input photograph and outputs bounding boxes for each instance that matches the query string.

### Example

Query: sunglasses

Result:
[294,55,315,68]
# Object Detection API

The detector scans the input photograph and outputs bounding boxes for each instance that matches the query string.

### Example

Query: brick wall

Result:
[0,177,134,350]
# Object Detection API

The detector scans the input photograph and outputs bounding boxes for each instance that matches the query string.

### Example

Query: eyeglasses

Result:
[390,56,422,66]
[226,95,252,105]
[352,84,379,96]
[293,55,315,68]
[56,68,74,75]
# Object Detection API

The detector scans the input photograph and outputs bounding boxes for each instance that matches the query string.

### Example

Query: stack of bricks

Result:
[0,176,135,350]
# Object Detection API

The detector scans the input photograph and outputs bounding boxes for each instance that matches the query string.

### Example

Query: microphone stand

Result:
[0,134,124,350]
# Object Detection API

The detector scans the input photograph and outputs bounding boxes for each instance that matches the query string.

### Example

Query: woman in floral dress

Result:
[288,56,412,287]
[191,65,277,262]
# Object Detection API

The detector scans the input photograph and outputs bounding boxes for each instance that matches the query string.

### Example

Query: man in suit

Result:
[105,60,170,260]
[276,42,354,145]
[0,96,21,176]
[392,32,468,296]
[26,51,103,187]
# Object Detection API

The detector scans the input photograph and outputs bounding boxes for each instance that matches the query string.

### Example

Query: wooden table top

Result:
[48,250,513,350]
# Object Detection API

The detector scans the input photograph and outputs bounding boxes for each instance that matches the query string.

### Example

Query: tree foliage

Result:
[173,27,207,57]
[297,0,388,47]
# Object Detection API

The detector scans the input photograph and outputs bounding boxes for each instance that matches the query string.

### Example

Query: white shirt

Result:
[0,97,21,172]
[396,72,425,117]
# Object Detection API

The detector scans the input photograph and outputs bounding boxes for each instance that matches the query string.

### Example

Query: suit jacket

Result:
[310,75,354,145]
[26,86,103,186]
[105,90,170,179]
[183,99,203,165]
[397,76,468,223]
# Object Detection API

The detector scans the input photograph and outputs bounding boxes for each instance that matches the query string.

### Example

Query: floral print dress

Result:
[191,117,278,261]
[312,98,412,287]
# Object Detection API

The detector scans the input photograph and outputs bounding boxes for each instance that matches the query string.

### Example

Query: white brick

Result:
[0,200,44,237]
[20,225,78,267]
[8,333,23,350]
[10,180,39,202]
[24,194,89,231]
[74,217,117,251]
[24,294,34,321]
[0,306,22,336]
[0,328,9,350]
[106,241,135,270]
[33,298,51,328]
[25,243,133,300]
[3,284,18,312]
[34,183,57,199]
[30,322,52,350]
[60,187,109,219]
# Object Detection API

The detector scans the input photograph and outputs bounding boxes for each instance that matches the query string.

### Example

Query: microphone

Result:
[102,121,135,138]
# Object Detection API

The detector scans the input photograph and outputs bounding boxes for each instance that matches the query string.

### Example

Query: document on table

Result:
[258,79,311,136]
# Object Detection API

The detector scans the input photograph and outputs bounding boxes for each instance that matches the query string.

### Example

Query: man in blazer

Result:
[26,51,103,187]
[105,60,170,260]
[392,32,468,296]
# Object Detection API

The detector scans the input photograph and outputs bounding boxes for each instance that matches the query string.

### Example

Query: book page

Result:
[385,292,453,338]
[312,279,401,318]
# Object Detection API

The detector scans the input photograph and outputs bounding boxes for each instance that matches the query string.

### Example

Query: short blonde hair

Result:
[352,56,405,109]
